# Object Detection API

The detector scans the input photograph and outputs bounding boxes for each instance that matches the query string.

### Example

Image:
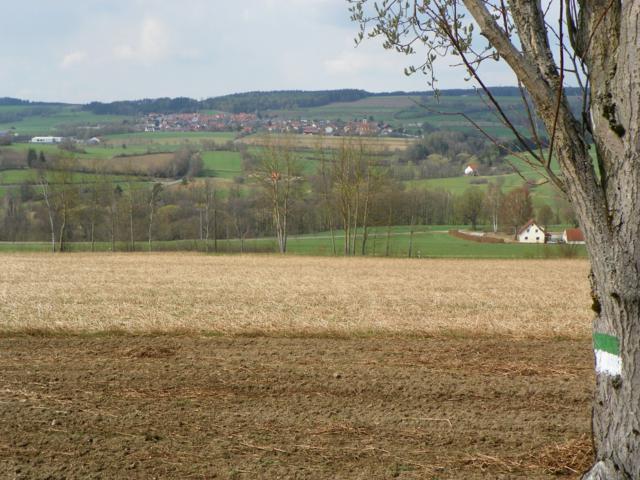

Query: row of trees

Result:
[0,140,574,253]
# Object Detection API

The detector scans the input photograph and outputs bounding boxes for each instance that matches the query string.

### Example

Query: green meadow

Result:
[0,226,587,259]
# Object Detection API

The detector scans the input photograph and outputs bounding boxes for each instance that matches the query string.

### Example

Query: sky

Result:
[0,0,517,103]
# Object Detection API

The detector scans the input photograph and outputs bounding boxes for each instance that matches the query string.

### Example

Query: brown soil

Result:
[0,335,593,479]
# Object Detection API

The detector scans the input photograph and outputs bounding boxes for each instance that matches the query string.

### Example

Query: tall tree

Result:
[202,179,218,253]
[500,186,533,238]
[147,183,163,252]
[252,137,302,254]
[457,187,485,230]
[484,181,504,233]
[350,1,640,476]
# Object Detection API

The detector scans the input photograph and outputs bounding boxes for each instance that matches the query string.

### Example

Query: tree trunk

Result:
[90,219,95,252]
[351,189,360,256]
[385,207,392,257]
[372,230,377,257]
[213,208,218,253]
[40,179,56,253]
[360,173,371,256]
[128,188,135,252]
[329,217,337,256]
[58,204,66,253]
[408,218,415,258]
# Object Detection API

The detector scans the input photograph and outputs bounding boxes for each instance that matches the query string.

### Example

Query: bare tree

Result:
[50,157,78,253]
[107,184,122,252]
[252,136,302,254]
[351,1,640,476]
[126,180,136,252]
[147,182,163,252]
[332,139,369,256]
[484,181,504,233]
[37,171,56,253]
[203,178,218,253]
[316,140,338,255]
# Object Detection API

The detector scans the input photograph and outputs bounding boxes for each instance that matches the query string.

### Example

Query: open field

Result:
[75,152,175,176]
[103,131,237,146]
[0,254,594,478]
[0,106,131,135]
[0,335,593,479]
[0,228,588,258]
[0,254,591,336]
[239,134,414,152]
[202,150,243,178]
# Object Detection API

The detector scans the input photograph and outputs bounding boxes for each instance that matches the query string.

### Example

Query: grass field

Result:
[239,133,414,151]
[0,106,131,135]
[285,229,586,258]
[0,227,588,258]
[201,150,243,178]
[103,131,237,146]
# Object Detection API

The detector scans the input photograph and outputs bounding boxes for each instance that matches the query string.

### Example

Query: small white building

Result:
[517,219,546,243]
[86,137,101,145]
[464,165,478,176]
[30,136,63,144]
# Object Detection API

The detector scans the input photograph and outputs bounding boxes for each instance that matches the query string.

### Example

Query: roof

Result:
[517,219,544,236]
[564,228,584,242]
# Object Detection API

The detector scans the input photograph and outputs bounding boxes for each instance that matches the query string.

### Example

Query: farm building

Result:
[464,165,478,176]
[86,137,101,145]
[30,136,63,144]
[517,219,546,243]
[563,228,585,244]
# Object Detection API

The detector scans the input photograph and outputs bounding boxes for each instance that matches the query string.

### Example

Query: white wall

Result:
[518,224,545,243]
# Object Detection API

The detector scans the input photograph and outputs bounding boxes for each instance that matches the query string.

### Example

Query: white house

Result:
[517,219,546,243]
[30,136,63,144]
[464,165,478,176]
[86,137,101,145]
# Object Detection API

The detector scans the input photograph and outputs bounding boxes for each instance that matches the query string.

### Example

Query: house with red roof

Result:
[563,228,585,244]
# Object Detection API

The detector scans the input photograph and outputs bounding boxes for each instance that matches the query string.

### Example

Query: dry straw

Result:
[0,253,592,337]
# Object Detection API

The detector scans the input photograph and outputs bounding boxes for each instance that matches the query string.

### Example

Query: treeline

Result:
[82,90,371,116]
[81,87,585,116]
[0,140,575,254]
[0,98,68,107]
[0,105,69,126]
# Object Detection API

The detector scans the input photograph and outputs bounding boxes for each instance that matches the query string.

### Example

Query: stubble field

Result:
[0,254,595,478]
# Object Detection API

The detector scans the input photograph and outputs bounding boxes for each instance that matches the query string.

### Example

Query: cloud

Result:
[60,51,87,69]
[324,52,373,76]
[114,18,171,64]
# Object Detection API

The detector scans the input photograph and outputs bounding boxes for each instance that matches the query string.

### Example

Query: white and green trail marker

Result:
[594,332,622,377]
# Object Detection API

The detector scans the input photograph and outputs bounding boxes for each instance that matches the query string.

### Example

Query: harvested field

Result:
[0,254,591,336]
[0,253,596,479]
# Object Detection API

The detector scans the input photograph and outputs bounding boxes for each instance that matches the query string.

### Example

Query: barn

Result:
[563,228,585,244]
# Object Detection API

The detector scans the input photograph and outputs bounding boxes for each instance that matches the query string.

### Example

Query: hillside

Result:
[0,87,583,139]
